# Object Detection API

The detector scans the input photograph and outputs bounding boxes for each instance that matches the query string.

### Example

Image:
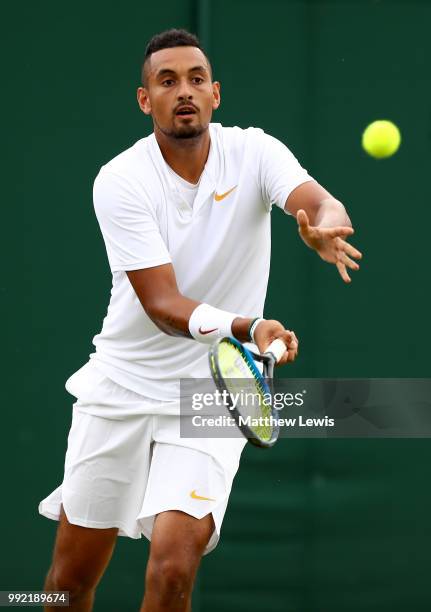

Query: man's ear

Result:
[212,81,221,110]
[137,87,152,115]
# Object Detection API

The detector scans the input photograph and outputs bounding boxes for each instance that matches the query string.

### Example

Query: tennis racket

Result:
[208,336,286,448]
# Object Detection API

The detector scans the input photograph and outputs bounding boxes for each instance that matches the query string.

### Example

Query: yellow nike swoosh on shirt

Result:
[190,489,216,502]
[214,185,237,201]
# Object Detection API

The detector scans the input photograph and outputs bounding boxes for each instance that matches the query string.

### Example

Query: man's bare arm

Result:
[127,264,255,342]
[126,265,298,362]
[127,264,196,338]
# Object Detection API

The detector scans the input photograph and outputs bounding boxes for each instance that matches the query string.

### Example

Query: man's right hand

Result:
[253,320,299,365]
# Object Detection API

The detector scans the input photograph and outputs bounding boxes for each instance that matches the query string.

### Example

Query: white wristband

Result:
[188,303,242,344]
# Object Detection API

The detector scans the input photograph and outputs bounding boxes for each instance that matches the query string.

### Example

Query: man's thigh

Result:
[151,510,215,561]
[50,504,118,588]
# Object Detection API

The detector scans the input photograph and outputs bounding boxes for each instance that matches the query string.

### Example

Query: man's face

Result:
[137,46,220,139]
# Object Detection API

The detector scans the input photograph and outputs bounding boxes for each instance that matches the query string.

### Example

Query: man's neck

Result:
[154,126,211,185]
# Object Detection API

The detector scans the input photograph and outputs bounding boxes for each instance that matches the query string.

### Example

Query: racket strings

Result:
[218,342,262,382]
[217,342,273,441]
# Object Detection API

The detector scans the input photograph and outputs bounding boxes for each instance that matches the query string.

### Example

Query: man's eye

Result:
[162,79,174,86]
[192,77,204,84]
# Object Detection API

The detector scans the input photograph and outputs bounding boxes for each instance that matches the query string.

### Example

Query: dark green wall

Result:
[3,1,431,610]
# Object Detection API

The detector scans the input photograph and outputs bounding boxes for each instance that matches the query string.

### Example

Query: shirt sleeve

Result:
[93,169,172,273]
[258,130,315,214]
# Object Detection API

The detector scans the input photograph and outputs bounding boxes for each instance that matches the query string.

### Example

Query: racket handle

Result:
[265,338,287,363]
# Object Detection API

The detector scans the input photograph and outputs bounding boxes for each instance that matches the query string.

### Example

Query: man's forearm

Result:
[147,294,198,338]
[313,198,352,228]
[126,268,254,341]
[147,294,253,341]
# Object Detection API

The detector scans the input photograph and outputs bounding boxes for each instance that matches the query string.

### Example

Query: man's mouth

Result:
[175,105,197,117]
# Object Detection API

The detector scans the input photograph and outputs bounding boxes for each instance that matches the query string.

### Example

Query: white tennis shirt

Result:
[88,123,313,400]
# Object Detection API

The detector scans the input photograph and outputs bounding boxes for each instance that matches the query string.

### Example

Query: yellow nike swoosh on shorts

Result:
[214,185,237,201]
[190,489,216,501]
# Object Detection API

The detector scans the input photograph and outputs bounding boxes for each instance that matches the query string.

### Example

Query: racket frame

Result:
[208,337,279,448]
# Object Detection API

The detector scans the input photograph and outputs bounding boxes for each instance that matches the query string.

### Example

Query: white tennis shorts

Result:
[38,360,247,555]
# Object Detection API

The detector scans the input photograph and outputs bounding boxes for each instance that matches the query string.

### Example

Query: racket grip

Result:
[265,338,287,363]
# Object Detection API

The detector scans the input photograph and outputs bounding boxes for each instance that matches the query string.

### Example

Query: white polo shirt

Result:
[85,123,313,401]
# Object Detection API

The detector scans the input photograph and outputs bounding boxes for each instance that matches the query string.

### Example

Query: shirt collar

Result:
[147,123,219,190]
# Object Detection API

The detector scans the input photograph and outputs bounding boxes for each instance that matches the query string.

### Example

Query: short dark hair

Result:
[141,28,211,86]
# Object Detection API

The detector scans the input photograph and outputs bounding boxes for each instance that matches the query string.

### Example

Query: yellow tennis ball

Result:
[362,120,401,159]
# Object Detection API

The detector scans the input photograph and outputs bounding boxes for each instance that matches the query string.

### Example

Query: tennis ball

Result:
[362,120,401,159]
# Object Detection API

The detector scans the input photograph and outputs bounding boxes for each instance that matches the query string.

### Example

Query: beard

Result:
[155,116,207,140]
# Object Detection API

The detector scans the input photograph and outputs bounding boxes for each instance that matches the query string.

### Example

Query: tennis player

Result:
[39,28,361,612]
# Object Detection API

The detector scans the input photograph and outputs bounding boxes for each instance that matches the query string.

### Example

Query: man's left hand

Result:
[296,209,362,283]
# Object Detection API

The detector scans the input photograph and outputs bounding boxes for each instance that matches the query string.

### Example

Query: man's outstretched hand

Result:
[296,209,362,283]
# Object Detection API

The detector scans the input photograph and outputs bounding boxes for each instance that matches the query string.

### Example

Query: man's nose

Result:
[177,78,193,99]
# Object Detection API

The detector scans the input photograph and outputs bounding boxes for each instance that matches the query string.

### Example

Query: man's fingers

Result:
[338,252,360,271]
[284,345,297,363]
[285,331,298,363]
[296,209,310,231]
[339,240,363,260]
[274,330,298,365]
[336,261,351,283]
[280,330,293,347]
[289,331,298,354]
[324,226,354,239]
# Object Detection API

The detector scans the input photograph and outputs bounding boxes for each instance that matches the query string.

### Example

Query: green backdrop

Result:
[3,0,431,610]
